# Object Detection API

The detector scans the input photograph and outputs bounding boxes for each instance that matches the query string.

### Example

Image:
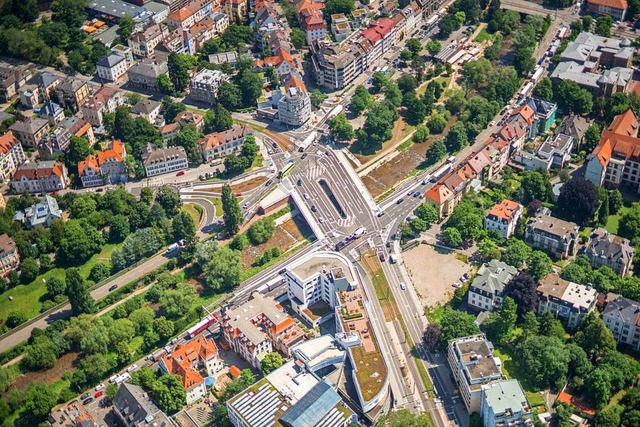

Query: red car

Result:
[176,170,185,176]
[94,391,104,398]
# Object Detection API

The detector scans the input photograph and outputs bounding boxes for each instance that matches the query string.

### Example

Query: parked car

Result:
[396,198,404,204]
[452,282,462,288]
[108,285,118,292]
[82,398,94,406]
[95,383,105,391]
[94,391,105,398]
[81,392,90,400]
[176,170,185,176]
[127,364,139,372]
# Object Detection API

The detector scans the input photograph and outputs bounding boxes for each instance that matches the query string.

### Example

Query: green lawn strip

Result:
[397,140,412,152]
[605,205,631,234]
[375,186,397,203]
[239,240,311,282]
[183,203,204,224]
[473,28,492,43]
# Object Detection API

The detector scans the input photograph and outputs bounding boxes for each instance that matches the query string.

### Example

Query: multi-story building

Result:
[131,99,162,124]
[480,380,533,427]
[97,54,129,82]
[159,336,223,404]
[128,23,169,57]
[41,101,65,125]
[167,0,212,29]
[424,183,456,219]
[113,383,172,427]
[524,208,579,259]
[467,260,518,313]
[154,28,189,63]
[537,273,597,329]
[0,234,19,275]
[199,125,253,162]
[55,79,91,112]
[81,86,125,128]
[484,199,523,239]
[13,195,63,229]
[111,44,135,67]
[189,69,230,105]
[9,117,50,148]
[18,83,43,109]
[175,110,205,131]
[448,335,504,413]
[602,295,640,350]
[583,228,635,276]
[30,72,60,102]
[586,108,640,191]
[11,160,67,194]
[586,0,627,21]
[0,61,32,103]
[127,60,169,92]
[39,117,93,158]
[78,140,128,187]
[0,131,26,183]
[278,87,311,127]
[220,292,304,369]
[141,143,189,177]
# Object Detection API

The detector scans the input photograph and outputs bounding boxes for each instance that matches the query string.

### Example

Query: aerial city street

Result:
[1,0,640,426]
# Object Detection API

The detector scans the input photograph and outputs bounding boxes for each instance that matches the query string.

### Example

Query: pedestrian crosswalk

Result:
[306,165,326,180]
[336,216,354,228]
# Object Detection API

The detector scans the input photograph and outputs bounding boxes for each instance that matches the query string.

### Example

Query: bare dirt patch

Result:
[402,244,472,307]
[231,176,267,193]
[9,352,79,392]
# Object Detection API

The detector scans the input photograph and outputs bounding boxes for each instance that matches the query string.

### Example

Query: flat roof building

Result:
[480,379,533,427]
[537,273,597,329]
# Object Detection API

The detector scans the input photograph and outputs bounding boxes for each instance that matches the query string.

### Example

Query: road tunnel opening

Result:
[318,179,347,219]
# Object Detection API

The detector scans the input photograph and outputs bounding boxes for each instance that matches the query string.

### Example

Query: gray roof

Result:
[0,111,14,125]
[558,114,590,141]
[550,61,601,89]
[97,54,126,68]
[113,383,171,426]
[142,144,187,166]
[278,381,348,427]
[15,195,63,228]
[469,260,517,297]
[585,228,635,267]
[603,295,640,326]
[31,72,60,89]
[9,117,49,134]
[42,101,63,117]
[131,98,161,115]
[208,51,238,65]
[482,379,530,416]
[128,60,168,78]
[560,42,593,63]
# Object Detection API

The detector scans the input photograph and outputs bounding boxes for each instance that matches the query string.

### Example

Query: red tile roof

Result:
[487,199,521,221]
[425,183,453,204]
[587,0,628,10]
[0,131,20,155]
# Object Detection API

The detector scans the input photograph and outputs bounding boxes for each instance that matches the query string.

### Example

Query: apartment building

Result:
[220,293,304,369]
[81,86,125,128]
[113,383,172,427]
[537,273,597,329]
[524,208,580,259]
[11,160,68,194]
[583,228,635,276]
[97,54,129,82]
[128,23,169,57]
[131,99,162,124]
[141,144,189,177]
[159,336,223,404]
[602,295,640,350]
[285,251,358,327]
[480,380,533,427]
[189,69,230,105]
[41,101,65,126]
[78,140,128,187]
[484,199,523,239]
[424,184,456,219]
[0,234,19,275]
[39,117,94,158]
[9,117,50,148]
[448,335,504,412]
[278,86,312,127]
[175,110,205,131]
[127,60,169,92]
[467,260,518,313]
[586,0,628,21]
[0,131,26,183]
[13,195,63,229]
[586,108,640,191]
[198,124,253,162]
[0,61,32,102]
[55,79,91,111]
[19,83,43,109]
[167,0,213,29]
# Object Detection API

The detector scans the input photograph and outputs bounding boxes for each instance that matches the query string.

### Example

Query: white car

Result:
[318,217,325,224]
[452,282,462,288]
[400,282,407,290]
[127,364,139,372]
[242,202,249,209]
[95,383,105,391]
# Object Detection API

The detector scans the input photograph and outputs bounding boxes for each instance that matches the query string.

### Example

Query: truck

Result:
[256,276,286,294]
[166,243,179,254]
[187,315,217,339]
[353,227,367,238]
[389,254,398,264]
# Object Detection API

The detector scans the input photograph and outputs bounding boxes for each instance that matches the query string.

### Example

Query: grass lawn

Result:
[474,28,492,43]
[182,203,204,225]
[605,205,632,234]
[493,345,546,409]
[128,336,144,355]
[0,244,120,324]
[203,196,222,217]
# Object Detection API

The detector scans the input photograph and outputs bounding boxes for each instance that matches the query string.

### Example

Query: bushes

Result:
[247,217,275,245]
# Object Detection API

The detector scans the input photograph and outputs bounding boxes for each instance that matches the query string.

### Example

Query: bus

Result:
[187,315,216,339]
[278,160,295,178]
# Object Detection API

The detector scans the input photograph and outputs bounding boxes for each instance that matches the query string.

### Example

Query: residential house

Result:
[585,108,640,191]
[128,23,169,57]
[127,60,169,92]
[297,0,327,44]
[111,44,134,67]
[9,117,50,147]
[199,125,253,162]
[159,123,180,143]
[212,12,229,33]
[537,273,597,329]
[0,131,26,183]
[208,51,238,67]
[41,101,65,125]
[97,54,129,82]
[484,199,523,239]
[468,260,518,313]
[175,110,205,131]
[557,114,590,151]
[81,86,125,128]
[19,84,43,109]
[112,383,172,427]
[261,49,297,79]
[78,140,128,187]
[11,161,68,194]
[154,28,189,63]
[39,117,93,158]
[480,380,533,427]
[30,72,60,101]
[278,86,311,127]
[131,99,162,124]
[448,335,504,412]
[55,79,91,112]
[159,336,223,404]
[586,0,628,21]
[583,228,635,276]
[0,61,32,102]
[524,208,579,259]
[142,143,189,177]
[602,295,640,350]
[167,0,213,29]
[189,69,230,105]
[514,133,574,171]
[526,97,557,136]
[424,183,455,219]
[221,293,304,369]
[13,195,63,229]
[0,234,19,275]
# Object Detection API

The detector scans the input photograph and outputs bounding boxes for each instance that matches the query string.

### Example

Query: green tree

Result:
[65,268,95,315]
[412,125,431,143]
[438,306,480,349]
[261,352,286,374]
[402,93,428,125]
[129,307,155,335]
[157,74,174,95]
[21,335,58,371]
[426,39,442,56]
[172,211,197,244]
[155,186,182,217]
[162,96,187,123]
[168,53,195,93]
[310,89,328,110]
[503,238,533,268]
[427,113,447,134]
[557,176,599,225]
[212,103,233,132]
[328,113,355,141]
[247,217,275,245]
[24,383,58,419]
[555,80,593,115]
[383,81,402,107]
[518,335,570,390]
[595,15,614,37]
[154,373,187,413]
[461,58,493,89]
[425,139,446,165]
[445,89,468,114]
[442,227,463,247]
[221,184,242,235]
[217,82,242,111]
[161,283,195,319]
[356,102,397,153]
[583,124,601,153]
[119,15,134,40]
[533,77,553,101]
[88,263,110,283]
[349,85,373,116]
[237,69,263,107]
[197,242,243,291]
[381,409,434,426]
[67,136,94,170]
[574,313,616,360]
[527,251,553,281]
[46,276,66,297]
[397,73,418,95]
[20,258,39,284]
[445,122,468,153]
[324,0,355,17]
[520,170,551,203]
[154,316,175,340]
[290,27,306,48]
[109,214,130,243]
